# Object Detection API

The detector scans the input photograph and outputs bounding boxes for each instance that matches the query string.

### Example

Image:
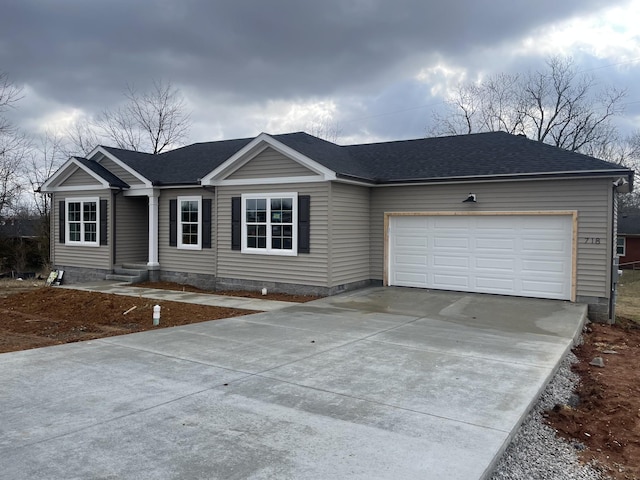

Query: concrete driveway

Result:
[0,287,586,479]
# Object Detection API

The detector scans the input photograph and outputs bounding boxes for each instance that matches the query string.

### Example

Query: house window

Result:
[178,196,202,250]
[242,192,297,255]
[66,198,99,246]
[617,236,626,257]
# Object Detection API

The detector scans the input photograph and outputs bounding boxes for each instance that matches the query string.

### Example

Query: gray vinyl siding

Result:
[217,182,329,287]
[115,195,148,264]
[52,191,112,269]
[227,147,316,179]
[158,188,216,275]
[329,182,370,286]
[59,168,103,187]
[370,178,613,299]
[99,158,146,186]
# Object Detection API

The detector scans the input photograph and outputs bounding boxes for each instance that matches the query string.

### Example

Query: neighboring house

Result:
[617,214,640,268]
[41,131,634,321]
[0,217,44,275]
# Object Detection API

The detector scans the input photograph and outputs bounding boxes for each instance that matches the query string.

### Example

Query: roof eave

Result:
[373,169,634,186]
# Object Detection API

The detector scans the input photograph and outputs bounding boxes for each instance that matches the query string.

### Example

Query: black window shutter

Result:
[58,200,65,244]
[202,198,212,249]
[169,199,177,246]
[231,197,241,250]
[99,199,108,245]
[298,195,310,254]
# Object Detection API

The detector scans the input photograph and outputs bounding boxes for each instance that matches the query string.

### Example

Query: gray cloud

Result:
[0,0,636,142]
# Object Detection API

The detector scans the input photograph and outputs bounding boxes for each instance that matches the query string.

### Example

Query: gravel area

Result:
[489,349,608,480]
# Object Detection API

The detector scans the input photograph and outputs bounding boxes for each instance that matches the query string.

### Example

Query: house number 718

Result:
[584,237,601,244]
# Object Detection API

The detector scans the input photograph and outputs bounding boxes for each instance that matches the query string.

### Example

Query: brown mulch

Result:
[546,317,640,480]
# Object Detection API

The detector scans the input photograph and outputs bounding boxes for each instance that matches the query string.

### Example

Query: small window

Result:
[178,196,201,250]
[617,236,626,257]
[242,193,297,255]
[66,198,99,246]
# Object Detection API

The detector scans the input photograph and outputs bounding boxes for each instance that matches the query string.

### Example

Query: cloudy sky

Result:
[1,0,639,147]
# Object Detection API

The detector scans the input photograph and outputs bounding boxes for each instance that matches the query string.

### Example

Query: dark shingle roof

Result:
[101,131,633,186]
[618,215,640,235]
[343,131,631,183]
[103,138,253,184]
[74,157,130,189]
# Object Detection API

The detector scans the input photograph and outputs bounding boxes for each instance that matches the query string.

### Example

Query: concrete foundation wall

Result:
[55,265,112,284]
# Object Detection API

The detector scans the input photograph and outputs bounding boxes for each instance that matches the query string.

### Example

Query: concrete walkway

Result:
[59,280,298,311]
[0,287,587,479]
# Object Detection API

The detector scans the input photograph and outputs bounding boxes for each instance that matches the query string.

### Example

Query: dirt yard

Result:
[0,279,316,354]
[0,278,638,478]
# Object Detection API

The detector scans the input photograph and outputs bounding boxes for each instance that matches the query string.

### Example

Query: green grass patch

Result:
[616,269,640,323]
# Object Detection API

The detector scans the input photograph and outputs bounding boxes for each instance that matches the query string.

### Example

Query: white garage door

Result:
[388,214,573,300]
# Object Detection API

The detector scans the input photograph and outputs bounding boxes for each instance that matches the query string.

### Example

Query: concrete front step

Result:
[105,273,145,284]
[106,264,150,284]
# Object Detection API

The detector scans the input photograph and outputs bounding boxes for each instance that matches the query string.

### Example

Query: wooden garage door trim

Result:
[384,211,578,302]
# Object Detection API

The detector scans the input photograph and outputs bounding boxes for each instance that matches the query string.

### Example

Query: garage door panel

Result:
[521,280,566,296]
[475,257,515,272]
[395,272,428,286]
[432,274,469,288]
[433,255,469,268]
[475,238,515,250]
[396,236,428,247]
[389,214,572,300]
[522,238,566,252]
[433,217,468,229]
[475,276,515,292]
[394,254,428,266]
[433,236,468,249]
[521,259,565,274]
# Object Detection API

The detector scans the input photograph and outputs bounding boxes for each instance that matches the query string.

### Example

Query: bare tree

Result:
[306,118,343,143]
[0,130,30,218]
[64,119,101,157]
[429,57,626,154]
[94,80,191,154]
[29,131,66,217]
[0,72,23,134]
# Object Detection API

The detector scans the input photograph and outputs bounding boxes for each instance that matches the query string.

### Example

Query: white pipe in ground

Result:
[153,305,161,326]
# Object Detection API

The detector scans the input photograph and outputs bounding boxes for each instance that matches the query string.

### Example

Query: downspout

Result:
[609,184,624,324]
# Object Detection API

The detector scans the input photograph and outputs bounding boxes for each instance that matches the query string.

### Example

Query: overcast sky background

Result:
[1,0,639,147]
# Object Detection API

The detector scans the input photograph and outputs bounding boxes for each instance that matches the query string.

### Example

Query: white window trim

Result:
[617,236,626,257]
[177,196,202,250]
[241,192,298,256]
[65,197,100,246]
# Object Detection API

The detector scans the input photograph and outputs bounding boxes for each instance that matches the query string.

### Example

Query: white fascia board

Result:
[123,187,160,197]
[212,175,329,186]
[201,132,337,185]
[40,157,111,192]
[92,146,154,188]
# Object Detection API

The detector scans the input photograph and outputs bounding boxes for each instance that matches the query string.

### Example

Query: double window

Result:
[242,193,297,255]
[66,198,99,246]
[177,196,201,250]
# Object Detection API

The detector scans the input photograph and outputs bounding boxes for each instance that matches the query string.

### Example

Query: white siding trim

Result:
[41,158,111,192]
[241,192,298,256]
[177,195,202,250]
[65,197,101,247]
[201,133,337,185]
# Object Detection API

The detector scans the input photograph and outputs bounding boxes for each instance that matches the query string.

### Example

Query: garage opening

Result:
[387,213,575,301]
